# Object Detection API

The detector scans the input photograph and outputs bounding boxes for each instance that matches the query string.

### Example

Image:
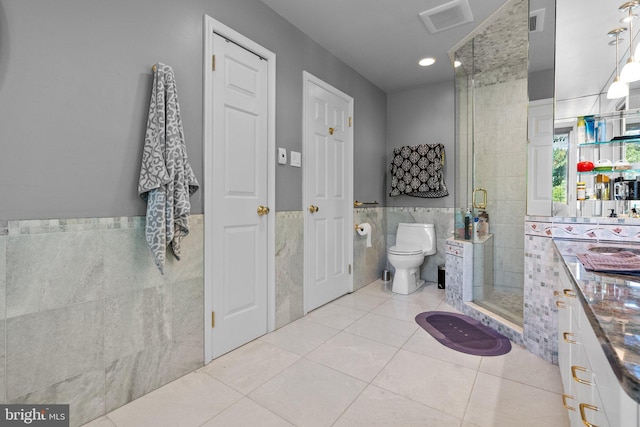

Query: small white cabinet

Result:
[556,265,639,427]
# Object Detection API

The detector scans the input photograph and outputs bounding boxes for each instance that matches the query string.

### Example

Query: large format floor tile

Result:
[258,317,339,356]
[464,372,568,427]
[201,397,293,427]
[304,303,368,330]
[372,349,478,419]
[248,358,367,427]
[306,331,398,382]
[200,340,299,394]
[344,312,418,348]
[105,371,241,427]
[82,281,569,427]
[333,384,461,427]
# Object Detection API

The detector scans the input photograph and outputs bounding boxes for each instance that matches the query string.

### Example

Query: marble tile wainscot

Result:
[0,216,204,427]
[354,207,386,291]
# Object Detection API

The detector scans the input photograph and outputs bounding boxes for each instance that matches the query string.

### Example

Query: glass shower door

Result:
[454,0,528,326]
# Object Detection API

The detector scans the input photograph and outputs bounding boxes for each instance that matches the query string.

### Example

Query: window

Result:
[553,133,568,204]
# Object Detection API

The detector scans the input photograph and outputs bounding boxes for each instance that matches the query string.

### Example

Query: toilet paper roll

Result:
[357,222,372,247]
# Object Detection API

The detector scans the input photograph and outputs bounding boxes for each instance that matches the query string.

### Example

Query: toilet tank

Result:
[396,223,436,255]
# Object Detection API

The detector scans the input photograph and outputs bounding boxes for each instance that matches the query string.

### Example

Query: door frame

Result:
[203,15,276,364]
[302,71,354,315]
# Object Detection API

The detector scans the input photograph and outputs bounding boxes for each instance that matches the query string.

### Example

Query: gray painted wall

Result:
[385,81,455,207]
[0,0,387,220]
[529,69,555,101]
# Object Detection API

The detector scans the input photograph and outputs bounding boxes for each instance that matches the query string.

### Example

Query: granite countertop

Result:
[554,240,640,403]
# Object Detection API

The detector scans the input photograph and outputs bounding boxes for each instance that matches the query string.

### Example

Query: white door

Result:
[527,98,554,216]
[303,72,353,313]
[210,33,269,358]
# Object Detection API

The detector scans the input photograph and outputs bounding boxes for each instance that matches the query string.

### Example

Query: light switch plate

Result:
[278,147,287,165]
[290,151,301,167]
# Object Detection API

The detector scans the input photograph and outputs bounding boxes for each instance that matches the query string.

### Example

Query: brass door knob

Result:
[329,127,336,135]
[257,205,270,216]
[308,205,319,213]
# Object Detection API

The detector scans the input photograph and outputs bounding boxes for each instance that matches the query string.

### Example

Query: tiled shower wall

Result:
[472,0,528,296]
[0,216,204,426]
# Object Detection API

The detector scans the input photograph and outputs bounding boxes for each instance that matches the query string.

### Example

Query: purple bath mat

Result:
[415,311,511,356]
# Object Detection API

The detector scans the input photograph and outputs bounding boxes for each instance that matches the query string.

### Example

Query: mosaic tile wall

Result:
[445,238,472,309]
[523,215,640,363]
[523,217,559,363]
[0,215,204,426]
[472,0,528,88]
[445,237,524,347]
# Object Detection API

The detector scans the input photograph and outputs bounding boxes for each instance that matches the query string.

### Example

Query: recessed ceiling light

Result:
[419,57,436,67]
[454,60,461,68]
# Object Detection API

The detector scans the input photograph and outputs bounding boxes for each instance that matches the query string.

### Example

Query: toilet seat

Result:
[388,245,423,256]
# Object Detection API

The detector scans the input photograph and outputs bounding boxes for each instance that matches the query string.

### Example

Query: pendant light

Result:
[608,27,630,99]
[619,1,640,83]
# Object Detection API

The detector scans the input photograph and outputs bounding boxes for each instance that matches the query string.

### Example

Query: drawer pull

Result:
[563,288,577,298]
[556,300,567,309]
[561,393,576,411]
[553,290,563,297]
[579,403,599,427]
[571,365,591,385]
[563,332,577,344]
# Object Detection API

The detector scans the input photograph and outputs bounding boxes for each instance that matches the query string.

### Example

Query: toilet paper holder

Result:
[354,224,364,232]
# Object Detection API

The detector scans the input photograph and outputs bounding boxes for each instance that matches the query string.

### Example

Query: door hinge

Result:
[348,117,352,127]
[212,55,216,71]
[211,311,215,328]
[349,264,352,274]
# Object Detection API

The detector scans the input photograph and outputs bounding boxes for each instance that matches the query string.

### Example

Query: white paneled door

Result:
[527,98,554,216]
[303,72,354,313]
[210,33,269,359]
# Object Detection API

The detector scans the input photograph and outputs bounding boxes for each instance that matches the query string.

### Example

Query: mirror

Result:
[554,0,640,218]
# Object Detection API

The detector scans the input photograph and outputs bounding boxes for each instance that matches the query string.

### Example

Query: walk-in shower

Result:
[453,0,529,326]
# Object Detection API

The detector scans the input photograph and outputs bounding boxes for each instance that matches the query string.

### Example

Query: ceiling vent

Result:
[529,8,545,33]
[419,0,474,34]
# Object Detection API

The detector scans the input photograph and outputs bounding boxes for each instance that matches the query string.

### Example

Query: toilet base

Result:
[391,268,424,294]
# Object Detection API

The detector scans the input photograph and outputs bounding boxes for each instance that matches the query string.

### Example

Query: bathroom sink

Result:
[588,246,640,256]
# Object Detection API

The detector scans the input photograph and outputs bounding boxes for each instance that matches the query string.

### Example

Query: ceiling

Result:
[555,0,640,119]
[259,0,628,120]
[259,0,514,92]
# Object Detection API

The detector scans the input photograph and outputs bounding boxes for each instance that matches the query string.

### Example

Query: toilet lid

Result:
[388,245,423,256]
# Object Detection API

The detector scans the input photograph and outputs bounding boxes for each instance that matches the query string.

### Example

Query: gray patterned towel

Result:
[138,63,199,273]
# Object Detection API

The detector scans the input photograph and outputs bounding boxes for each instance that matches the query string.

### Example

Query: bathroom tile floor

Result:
[82,280,569,427]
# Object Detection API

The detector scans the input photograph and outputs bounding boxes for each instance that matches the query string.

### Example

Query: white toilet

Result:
[387,223,436,294]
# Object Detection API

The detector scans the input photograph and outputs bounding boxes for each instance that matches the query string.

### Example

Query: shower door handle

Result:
[472,188,487,209]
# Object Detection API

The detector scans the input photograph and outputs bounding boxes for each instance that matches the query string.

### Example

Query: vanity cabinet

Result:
[556,265,639,427]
